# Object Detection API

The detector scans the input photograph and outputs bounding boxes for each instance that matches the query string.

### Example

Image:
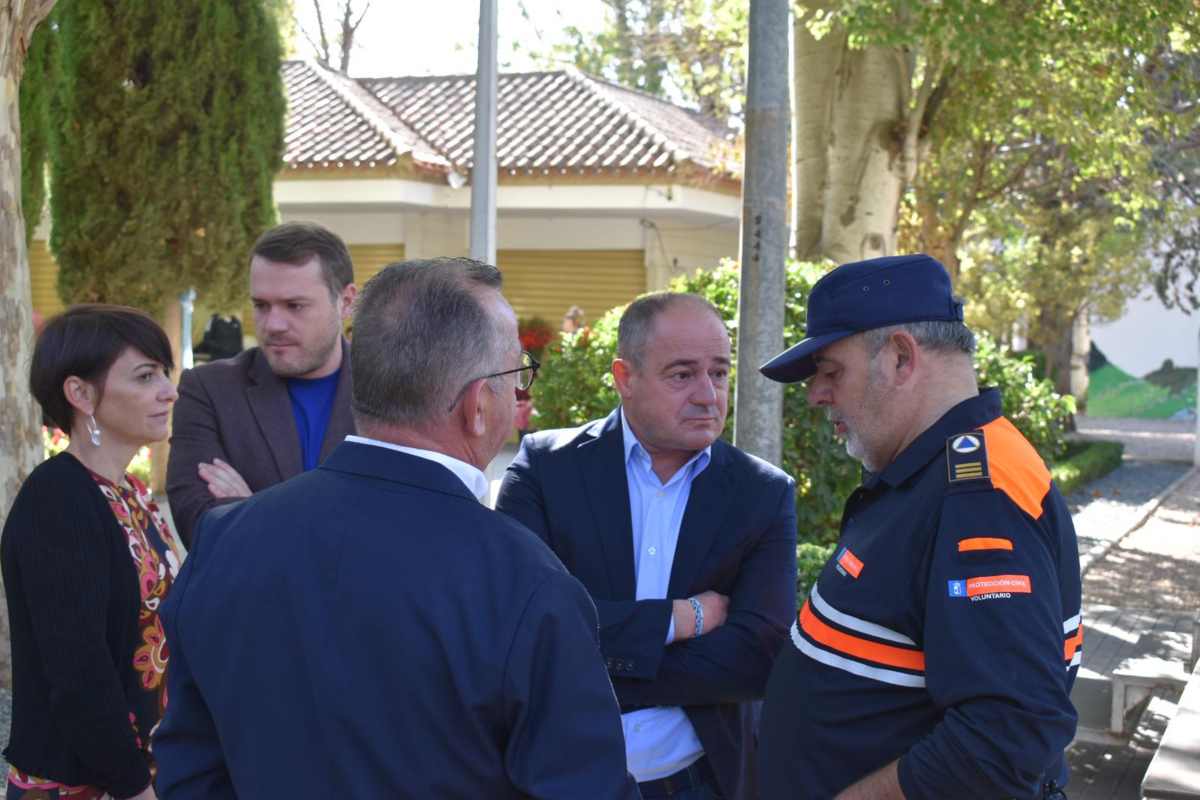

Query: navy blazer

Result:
[155,441,639,799]
[495,410,798,800]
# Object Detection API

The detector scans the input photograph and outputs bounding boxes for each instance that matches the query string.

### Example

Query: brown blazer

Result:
[165,339,355,547]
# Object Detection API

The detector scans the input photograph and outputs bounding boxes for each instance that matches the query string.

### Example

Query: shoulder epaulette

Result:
[946,430,990,483]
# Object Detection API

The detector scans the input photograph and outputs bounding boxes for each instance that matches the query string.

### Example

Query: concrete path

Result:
[1075,415,1195,462]
[1067,462,1192,574]
[1066,463,1200,799]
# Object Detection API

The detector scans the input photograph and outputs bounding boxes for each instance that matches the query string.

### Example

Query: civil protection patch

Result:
[947,430,989,483]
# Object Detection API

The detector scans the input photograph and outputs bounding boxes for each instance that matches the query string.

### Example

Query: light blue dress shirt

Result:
[620,410,710,783]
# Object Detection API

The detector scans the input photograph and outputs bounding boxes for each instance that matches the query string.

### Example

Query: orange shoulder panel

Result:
[979,417,1051,519]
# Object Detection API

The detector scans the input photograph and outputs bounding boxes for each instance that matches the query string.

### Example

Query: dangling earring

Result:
[85,415,102,447]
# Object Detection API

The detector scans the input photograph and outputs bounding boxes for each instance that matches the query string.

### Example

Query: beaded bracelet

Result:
[689,596,704,638]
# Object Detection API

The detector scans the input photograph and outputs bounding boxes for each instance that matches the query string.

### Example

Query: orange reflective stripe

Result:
[980,418,1051,519]
[799,601,926,672]
[1064,625,1083,660]
[958,537,1013,552]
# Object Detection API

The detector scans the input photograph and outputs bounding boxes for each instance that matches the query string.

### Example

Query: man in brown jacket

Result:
[166,222,357,547]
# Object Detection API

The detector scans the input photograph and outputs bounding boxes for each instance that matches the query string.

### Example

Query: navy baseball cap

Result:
[760,254,963,383]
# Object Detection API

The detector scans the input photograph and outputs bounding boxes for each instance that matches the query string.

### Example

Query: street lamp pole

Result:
[734,0,791,466]
[469,0,498,266]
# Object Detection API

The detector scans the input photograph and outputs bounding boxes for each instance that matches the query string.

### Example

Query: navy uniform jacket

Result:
[154,441,640,800]
[496,410,798,800]
[759,389,1082,799]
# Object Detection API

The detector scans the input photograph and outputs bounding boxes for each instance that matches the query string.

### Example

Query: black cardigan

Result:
[1,452,154,798]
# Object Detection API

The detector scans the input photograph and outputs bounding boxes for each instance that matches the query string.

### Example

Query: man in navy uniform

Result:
[757,254,1080,800]
[497,292,798,800]
[154,258,640,799]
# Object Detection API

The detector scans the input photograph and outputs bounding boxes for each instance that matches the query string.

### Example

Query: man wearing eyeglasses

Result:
[496,292,798,800]
[155,258,639,799]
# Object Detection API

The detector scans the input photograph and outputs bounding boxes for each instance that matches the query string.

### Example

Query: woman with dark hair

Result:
[2,304,183,800]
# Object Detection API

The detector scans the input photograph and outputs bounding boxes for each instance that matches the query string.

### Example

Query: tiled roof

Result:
[282,60,738,177]
[283,61,399,168]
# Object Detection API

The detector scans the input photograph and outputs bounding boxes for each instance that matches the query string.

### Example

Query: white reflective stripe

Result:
[791,621,926,689]
[1068,651,1082,668]
[809,584,917,646]
[1063,613,1082,634]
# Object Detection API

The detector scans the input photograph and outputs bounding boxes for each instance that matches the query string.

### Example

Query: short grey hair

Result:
[864,319,976,358]
[617,292,726,368]
[350,258,507,427]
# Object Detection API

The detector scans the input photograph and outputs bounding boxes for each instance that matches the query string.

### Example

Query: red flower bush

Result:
[518,317,556,358]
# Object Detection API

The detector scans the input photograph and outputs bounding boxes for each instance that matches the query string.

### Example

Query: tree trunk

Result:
[1038,304,1090,411]
[1069,307,1090,412]
[1038,308,1072,395]
[1,0,58,689]
[792,2,905,263]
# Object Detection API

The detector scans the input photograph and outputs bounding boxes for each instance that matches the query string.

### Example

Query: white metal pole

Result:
[469,0,498,266]
[180,288,196,370]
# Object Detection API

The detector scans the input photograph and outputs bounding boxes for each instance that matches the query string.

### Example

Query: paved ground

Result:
[1075,415,1195,462]
[1066,461,1191,573]
[1065,446,1200,800]
[1081,472,1200,610]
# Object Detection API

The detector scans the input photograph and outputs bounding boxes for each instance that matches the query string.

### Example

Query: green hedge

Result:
[1050,440,1125,495]
[534,259,1075,545]
[797,542,835,602]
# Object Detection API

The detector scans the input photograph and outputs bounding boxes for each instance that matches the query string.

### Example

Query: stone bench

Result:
[1141,659,1200,799]
[1111,657,1189,735]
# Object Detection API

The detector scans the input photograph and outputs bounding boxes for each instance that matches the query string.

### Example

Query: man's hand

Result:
[671,590,730,640]
[197,458,252,500]
[834,760,905,799]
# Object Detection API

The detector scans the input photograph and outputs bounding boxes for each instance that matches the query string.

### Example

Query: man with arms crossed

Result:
[758,254,1080,800]
[166,221,356,546]
[497,292,798,800]
[154,258,639,799]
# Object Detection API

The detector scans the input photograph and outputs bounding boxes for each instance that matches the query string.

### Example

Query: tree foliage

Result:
[559,0,747,122]
[18,18,54,245]
[581,1,1200,397]
[881,2,1198,377]
[43,0,285,314]
[533,260,1073,544]
[1144,53,1200,313]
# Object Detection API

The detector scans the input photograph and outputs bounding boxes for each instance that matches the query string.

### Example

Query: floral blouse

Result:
[6,472,182,800]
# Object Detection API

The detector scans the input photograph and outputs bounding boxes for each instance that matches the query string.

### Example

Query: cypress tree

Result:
[18,18,55,246]
[48,0,285,314]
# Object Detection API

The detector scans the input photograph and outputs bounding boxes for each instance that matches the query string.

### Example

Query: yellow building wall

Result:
[29,240,65,319]
[497,249,646,326]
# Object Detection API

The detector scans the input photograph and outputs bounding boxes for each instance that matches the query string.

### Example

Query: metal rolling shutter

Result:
[349,243,406,289]
[497,249,646,325]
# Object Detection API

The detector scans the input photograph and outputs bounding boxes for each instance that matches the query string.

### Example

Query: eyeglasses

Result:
[447,351,541,411]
